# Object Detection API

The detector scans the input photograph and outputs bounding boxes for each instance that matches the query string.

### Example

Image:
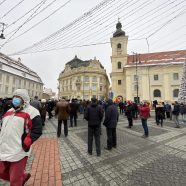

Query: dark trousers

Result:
[70,114,77,127]
[57,120,68,137]
[106,127,117,149]
[88,126,101,155]
[48,110,53,119]
[141,119,149,136]
[166,112,170,119]
[127,117,133,127]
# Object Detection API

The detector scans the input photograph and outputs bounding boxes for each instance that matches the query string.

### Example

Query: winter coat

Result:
[55,101,70,120]
[103,101,119,128]
[155,105,165,119]
[69,102,79,115]
[125,104,133,118]
[40,102,47,117]
[30,99,41,111]
[84,103,103,127]
[0,89,42,162]
[172,104,180,115]
[138,105,150,119]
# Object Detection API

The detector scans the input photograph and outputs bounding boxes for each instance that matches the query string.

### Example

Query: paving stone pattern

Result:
[1,113,186,186]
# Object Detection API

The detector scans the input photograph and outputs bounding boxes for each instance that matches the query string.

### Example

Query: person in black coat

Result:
[103,99,119,150]
[69,99,79,127]
[84,98,103,156]
[125,101,134,128]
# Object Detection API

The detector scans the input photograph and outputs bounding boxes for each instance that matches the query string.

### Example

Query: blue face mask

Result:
[12,97,22,107]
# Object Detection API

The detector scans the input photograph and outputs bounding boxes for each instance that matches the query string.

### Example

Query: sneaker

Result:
[175,126,180,128]
[141,135,148,138]
[22,173,31,186]
[104,147,112,151]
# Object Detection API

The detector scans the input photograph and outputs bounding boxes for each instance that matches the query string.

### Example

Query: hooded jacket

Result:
[103,99,119,128]
[0,89,42,162]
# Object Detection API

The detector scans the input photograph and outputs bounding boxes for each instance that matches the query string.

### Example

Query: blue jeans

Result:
[141,119,149,136]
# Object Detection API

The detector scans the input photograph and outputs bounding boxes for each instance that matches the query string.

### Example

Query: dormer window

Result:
[117,43,121,49]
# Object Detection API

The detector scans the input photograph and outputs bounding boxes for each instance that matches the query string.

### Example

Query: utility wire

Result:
[7,0,71,42]
[0,0,26,19]
[0,0,49,48]
[8,0,114,55]
[0,0,8,6]
[5,0,48,30]
[31,0,134,52]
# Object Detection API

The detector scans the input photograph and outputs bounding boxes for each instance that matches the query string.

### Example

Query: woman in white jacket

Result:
[0,89,42,186]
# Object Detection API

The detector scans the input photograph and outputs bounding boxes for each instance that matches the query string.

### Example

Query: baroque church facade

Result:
[110,21,185,103]
[58,56,110,100]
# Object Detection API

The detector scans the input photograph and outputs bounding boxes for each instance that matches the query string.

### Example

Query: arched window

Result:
[117,43,121,49]
[173,89,179,97]
[154,89,161,97]
[118,62,122,69]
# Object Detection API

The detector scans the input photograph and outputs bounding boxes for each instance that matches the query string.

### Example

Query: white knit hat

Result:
[13,89,30,104]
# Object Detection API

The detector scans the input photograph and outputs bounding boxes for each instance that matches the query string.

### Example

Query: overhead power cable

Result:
[7,0,71,42]
[0,0,8,6]
[8,0,114,55]
[30,0,134,52]
[0,0,26,20]
[5,0,48,30]
[0,0,49,48]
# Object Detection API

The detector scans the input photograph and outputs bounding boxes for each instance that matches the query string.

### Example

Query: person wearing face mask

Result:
[0,89,42,186]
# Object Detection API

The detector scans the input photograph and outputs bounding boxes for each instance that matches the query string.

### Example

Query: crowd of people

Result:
[0,88,186,185]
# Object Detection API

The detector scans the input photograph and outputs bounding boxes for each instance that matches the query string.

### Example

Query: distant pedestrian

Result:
[0,89,42,186]
[69,99,79,127]
[84,98,103,156]
[155,102,165,127]
[138,102,150,138]
[172,101,180,128]
[30,96,41,111]
[180,103,186,124]
[40,99,47,126]
[103,99,119,150]
[125,101,134,128]
[55,98,70,137]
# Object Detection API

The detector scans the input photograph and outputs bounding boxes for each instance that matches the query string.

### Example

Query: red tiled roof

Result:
[127,50,186,66]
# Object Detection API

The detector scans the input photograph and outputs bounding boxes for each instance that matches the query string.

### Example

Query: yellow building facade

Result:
[58,56,110,100]
[111,22,185,103]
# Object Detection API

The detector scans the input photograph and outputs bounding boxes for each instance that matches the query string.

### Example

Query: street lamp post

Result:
[133,52,140,104]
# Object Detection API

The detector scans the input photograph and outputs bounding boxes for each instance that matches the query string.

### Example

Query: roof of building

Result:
[113,21,125,37]
[65,55,104,69]
[126,50,186,67]
[66,55,90,69]
[0,52,43,84]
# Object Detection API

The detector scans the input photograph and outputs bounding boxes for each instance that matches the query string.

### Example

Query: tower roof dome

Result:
[113,21,125,37]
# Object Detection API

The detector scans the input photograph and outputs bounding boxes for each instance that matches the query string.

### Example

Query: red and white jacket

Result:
[0,105,42,162]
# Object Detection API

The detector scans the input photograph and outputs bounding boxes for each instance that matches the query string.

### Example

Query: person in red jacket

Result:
[138,102,150,138]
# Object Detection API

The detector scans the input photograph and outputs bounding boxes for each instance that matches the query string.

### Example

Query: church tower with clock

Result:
[110,21,128,100]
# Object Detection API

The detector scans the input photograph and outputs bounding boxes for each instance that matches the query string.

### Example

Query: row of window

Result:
[154,89,179,98]
[61,85,103,92]
[62,76,103,85]
[0,74,42,90]
[117,73,179,85]
[0,84,42,97]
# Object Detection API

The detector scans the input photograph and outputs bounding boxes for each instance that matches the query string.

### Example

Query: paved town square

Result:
[1,113,186,186]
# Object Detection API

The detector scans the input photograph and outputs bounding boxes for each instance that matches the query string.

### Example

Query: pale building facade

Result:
[111,22,185,102]
[0,53,43,99]
[58,56,110,100]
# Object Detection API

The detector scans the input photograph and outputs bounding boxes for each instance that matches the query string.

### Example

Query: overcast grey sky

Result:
[0,0,185,92]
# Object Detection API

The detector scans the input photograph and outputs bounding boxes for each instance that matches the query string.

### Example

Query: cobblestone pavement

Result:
[1,113,186,185]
